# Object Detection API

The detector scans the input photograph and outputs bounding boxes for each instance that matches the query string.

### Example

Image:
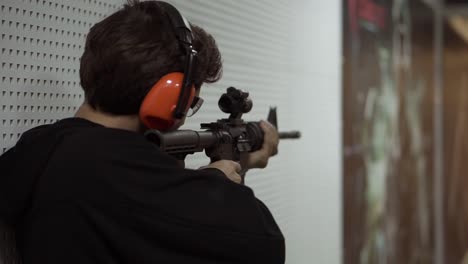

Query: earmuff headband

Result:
[174,48,197,118]
[157,1,197,119]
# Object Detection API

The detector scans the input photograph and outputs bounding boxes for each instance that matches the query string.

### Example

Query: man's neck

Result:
[75,103,142,132]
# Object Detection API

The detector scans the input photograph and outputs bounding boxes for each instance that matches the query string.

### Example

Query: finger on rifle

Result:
[231,173,242,184]
[229,161,242,173]
[260,121,279,156]
[248,150,269,169]
[260,120,275,129]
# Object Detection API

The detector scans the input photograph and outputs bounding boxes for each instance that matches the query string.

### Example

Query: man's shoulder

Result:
[47,118,179,168]
[10,117,179,184]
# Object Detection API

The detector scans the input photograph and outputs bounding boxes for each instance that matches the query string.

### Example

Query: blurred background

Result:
[4,0,468,263]
[343,0,468,263]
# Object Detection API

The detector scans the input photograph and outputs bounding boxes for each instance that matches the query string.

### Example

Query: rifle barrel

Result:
[278,131,301,139]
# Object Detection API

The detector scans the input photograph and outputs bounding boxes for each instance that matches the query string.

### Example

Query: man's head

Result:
[79,0,222,121]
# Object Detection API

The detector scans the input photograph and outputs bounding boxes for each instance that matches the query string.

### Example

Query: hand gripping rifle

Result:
[145,87,301,180]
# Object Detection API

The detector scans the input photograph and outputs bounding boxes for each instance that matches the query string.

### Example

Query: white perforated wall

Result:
[0,0,121,153]
[0,1,342,263]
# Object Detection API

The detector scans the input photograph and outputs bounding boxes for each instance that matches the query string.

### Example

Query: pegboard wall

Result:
[0,0,122,153]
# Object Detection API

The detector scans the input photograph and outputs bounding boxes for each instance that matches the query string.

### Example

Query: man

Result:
[0,1,284,263]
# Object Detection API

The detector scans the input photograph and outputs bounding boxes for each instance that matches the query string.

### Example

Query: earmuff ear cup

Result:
[139,72,195,131]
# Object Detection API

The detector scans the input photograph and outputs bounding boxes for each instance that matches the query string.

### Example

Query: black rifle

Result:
[145,87,301,178]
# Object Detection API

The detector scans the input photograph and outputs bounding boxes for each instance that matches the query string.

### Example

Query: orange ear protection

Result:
[139,1,198,131]
[140,73,195,130]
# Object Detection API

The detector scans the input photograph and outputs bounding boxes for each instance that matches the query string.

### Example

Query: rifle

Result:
[145,87,301,179]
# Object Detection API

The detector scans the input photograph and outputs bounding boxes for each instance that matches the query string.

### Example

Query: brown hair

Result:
[79,0,222,115]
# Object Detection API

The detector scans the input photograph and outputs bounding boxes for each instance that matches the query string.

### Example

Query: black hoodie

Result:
[0,118,285,264]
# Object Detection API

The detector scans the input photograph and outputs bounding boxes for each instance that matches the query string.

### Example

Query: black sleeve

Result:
[0,126,58,226]
[0,147,21,225]
[92,153,285,240]
[70,164,285,263]
[128,166,285,263]
[195,167,284,236]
